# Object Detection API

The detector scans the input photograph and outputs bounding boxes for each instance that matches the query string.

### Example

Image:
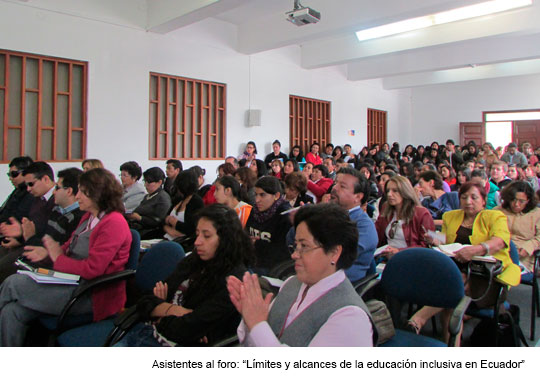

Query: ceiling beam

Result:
[301,3,540,69]
[147,0,249,33]
[347,33,540,80]
[382,58,540,89]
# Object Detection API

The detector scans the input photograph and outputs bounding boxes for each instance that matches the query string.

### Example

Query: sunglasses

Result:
[7,170,20,178]
[55,185,68,191]
[388,220,400,240]
[26,181,37,187]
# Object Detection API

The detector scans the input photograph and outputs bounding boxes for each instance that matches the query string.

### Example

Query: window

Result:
[0,49,87,163]
[367,108,387,147]
[483,109,540,149]
[289,95,331,154]
[149,72,226,160]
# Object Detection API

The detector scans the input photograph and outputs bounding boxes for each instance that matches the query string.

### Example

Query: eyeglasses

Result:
[388,220,399,240]
[288,243,322,256]
[512,198,528,205]
[55,185,68,191]
[7,170,20,178]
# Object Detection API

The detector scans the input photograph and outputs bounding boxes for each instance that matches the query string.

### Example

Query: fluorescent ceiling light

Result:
[356,0,532,42]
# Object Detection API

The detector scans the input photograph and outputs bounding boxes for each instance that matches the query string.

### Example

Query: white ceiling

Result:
[8,0,540,89]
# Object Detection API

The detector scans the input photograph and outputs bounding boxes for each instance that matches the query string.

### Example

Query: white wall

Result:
[0,2,411,200]
[410,74,540,146]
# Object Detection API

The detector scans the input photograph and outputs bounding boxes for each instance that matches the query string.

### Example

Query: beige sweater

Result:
[495,206,540,272]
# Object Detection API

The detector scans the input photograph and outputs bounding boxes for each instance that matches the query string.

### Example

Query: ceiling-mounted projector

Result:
[286,1,320,26]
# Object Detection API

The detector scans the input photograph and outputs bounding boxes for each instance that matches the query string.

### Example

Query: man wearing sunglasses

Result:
[0,162,56,251]
[0,168,85,282]
[0,156,34,224]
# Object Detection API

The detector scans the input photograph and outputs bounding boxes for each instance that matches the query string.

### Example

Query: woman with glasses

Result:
[119,161,146,213]
[408,181,520,344]
[375,176,434,259]
[495,181,540,274]
[0,168,132,346]
[228,203,373,346]
[126,167,171,239]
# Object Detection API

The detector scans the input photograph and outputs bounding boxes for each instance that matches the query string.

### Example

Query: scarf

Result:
[252,197,287,224]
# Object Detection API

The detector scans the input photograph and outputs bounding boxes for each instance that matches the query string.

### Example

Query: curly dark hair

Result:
[180,204,254,303]
[79,168,124,214]
[500,180,537,214]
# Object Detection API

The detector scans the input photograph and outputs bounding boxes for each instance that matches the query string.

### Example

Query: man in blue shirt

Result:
[330,167,377,283]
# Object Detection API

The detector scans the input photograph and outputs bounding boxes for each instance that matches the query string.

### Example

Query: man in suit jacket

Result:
[0,162,56,282]
[0,156,34,224]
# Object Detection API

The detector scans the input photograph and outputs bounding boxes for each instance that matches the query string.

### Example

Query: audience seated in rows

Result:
[0,168,132,346]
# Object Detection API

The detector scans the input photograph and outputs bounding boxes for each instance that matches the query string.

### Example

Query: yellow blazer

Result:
[442,209,521,287]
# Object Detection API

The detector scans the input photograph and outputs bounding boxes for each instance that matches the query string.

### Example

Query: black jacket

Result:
[136,258,247,346]
[245,200,292,272]
[0,184,33,224]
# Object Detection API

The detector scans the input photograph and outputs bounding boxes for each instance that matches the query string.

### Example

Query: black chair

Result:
[465,241,528,346]
[34,230,140,345]
[521,249,540,340]
[379,248,471,347]
[55,240,184,346]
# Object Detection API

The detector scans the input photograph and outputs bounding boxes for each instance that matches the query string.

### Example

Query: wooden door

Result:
[514,120,540,148]
[367,108,387,147]
[459,122,484,146]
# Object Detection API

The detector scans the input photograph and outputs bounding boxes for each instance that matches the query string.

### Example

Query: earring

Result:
[331,261,336,266]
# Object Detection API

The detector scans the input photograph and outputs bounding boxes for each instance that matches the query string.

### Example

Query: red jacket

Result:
[307,177,333,202]
[306,152,322,166]
[375,205,434,249]
[54,211,132,321]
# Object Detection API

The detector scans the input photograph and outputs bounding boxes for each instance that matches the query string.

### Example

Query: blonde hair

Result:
[82,159,104,170]
[381,175,420,223]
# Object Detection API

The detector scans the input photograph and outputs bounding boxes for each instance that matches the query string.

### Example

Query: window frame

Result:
[0,48,88,163]
[148,72,227,161]
[289,94,331,155]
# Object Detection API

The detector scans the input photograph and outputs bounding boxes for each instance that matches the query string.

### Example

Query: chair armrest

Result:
[56,269,136,332]
[448,296,472,346]
[103,305,142,346]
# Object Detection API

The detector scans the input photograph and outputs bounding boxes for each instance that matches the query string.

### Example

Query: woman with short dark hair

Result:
[228,203,373,346]
[283,172,313,207]
[163,170,204,240]
[409,181,520,344]
[495,181,540,273]
[306,142,322,166]
[417,170,460,225]
[127,167,171,239]
[119,161,146,212]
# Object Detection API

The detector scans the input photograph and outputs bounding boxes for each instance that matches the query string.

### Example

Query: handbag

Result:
[465,257,504,309]
[366,299,395,345]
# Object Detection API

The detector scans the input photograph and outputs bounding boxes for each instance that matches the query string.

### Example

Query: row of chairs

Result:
[31,231,186,346]
[367,246,539,346]
[29,235,538,347]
